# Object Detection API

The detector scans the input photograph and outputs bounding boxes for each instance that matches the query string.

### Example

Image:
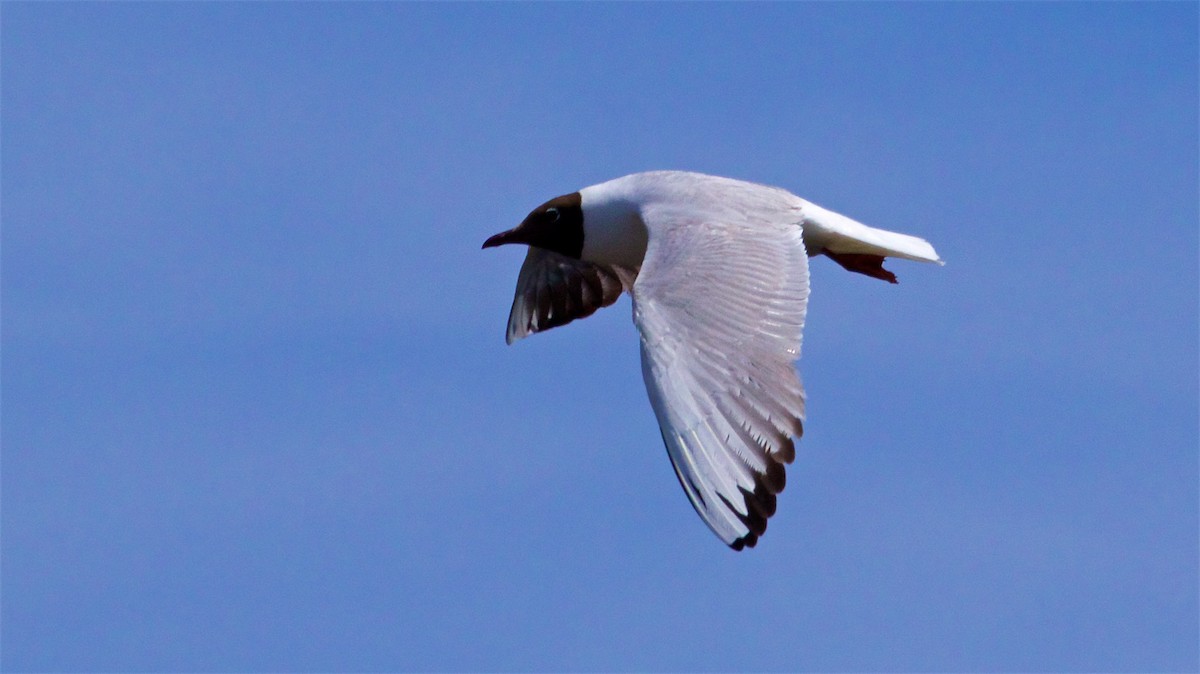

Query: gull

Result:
[483,171,941,550]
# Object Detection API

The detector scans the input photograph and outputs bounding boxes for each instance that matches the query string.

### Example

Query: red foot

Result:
[823,251,898,284]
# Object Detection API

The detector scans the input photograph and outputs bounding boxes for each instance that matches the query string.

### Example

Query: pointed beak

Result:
[482,227,524,249]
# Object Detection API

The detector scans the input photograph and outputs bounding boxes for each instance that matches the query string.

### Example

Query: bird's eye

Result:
[546,207,560,222]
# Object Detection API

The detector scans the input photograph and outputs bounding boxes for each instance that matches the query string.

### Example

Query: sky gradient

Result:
[3,3,1197,671]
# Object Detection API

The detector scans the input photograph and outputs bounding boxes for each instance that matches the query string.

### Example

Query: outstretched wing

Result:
[504,247,637,344]
[632,205,809,550]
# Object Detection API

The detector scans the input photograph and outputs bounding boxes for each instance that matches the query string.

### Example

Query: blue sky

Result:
[3,3,1196,671]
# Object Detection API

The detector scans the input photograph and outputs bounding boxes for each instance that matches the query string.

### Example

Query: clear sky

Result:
[3,3,1196,672]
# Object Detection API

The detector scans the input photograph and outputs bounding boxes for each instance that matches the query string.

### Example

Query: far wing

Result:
[504,247,637,344]
[632,207,809,549]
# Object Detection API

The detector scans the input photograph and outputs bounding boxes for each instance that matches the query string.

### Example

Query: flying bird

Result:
[483,171,941,550]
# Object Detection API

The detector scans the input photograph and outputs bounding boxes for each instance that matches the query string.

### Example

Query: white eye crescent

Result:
[546,207,560,222]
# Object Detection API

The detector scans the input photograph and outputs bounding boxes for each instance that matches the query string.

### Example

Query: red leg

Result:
[823,251,899,284]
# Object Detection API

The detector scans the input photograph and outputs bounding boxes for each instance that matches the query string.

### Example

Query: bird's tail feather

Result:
[800,200,943,265]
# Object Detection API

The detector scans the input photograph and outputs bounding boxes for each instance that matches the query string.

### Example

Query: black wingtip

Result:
[763,461,787,495]
[729,532,758,551]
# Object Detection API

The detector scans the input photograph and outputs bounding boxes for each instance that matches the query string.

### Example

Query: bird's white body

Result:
[578,171,941,271]
[488,171,941,549]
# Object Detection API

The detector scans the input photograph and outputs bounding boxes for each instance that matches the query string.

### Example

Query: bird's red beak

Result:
[482,227,526,249]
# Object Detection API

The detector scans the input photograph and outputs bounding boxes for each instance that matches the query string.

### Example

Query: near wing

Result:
[632,206,809,550]
[504,247,637,344]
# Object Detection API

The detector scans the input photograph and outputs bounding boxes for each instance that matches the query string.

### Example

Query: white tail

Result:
[800,200,942,264]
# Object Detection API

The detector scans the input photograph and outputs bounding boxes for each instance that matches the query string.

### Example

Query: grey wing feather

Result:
[632,204,809,550]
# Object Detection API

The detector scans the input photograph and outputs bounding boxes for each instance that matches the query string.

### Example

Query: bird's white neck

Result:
[579,183,649,270]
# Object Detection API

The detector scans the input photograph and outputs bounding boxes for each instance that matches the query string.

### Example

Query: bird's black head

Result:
[482,192,584,259]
